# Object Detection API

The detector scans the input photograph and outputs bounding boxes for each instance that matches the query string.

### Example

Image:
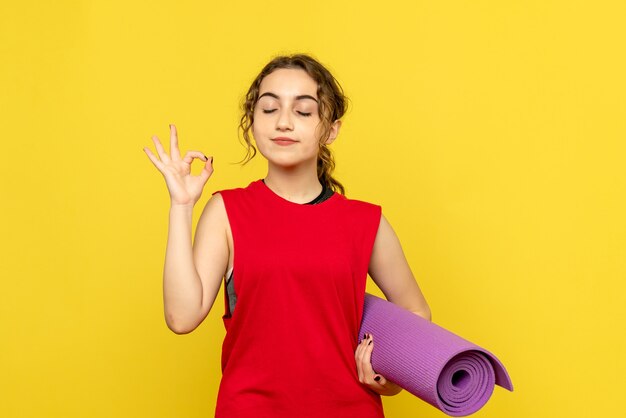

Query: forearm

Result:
[163,204,204,333]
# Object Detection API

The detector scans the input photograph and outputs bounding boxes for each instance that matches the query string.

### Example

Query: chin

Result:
[270,156,316,170]
[269,158,303,169]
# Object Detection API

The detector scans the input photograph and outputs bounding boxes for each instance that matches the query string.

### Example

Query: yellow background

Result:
[1,1,624,417]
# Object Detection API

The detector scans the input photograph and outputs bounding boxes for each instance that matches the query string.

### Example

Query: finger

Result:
[355,333,373,382]
[182,151,209,165]
[373,374,387,386]
[197,156,214,184]
[354,333,366,380]
[170,124,181,161]
[354,333,368,362]
[151,135,171,164]
[143,147,166,172]
[361,334,377,377]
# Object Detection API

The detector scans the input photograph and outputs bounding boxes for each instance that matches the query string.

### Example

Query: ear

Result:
[324,120,342,145]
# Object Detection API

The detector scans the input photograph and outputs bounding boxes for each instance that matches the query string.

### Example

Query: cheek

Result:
[251,124,269,152]
[313,122,326,141]
[252,111,270,133]
[251,124,260,142]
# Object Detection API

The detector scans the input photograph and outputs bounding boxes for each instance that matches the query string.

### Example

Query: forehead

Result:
[258,68,318,99]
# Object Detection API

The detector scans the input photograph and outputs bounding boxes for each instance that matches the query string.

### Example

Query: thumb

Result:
[198,156,214,181]
[373,374,387,386]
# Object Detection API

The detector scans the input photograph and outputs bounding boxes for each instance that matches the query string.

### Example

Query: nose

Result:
[276,108,293,131]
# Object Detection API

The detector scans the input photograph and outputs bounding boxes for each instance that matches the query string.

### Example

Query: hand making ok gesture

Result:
[143,124,214,207]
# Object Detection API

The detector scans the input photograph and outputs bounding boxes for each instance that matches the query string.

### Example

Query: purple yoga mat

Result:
[359,293,513,416]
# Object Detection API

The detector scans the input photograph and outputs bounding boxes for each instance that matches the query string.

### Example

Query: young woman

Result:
[144,54,431,417]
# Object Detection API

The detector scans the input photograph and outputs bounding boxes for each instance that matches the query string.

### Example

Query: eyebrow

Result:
[258,92,319,103]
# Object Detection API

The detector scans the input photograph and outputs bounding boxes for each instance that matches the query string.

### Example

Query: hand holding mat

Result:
[359,293,513,416]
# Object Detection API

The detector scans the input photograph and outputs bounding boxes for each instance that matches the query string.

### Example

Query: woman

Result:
[144,54,431,417]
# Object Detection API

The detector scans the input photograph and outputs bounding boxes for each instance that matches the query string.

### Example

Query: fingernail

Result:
[374,376,380,382]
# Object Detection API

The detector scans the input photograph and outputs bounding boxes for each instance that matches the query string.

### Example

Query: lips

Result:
[271,137,298,146]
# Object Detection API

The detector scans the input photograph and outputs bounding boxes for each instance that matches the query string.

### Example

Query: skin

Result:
[143,68,431,397]
[253,68,339,201]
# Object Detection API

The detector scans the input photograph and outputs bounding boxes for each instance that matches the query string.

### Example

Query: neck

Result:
[264,163,323,204]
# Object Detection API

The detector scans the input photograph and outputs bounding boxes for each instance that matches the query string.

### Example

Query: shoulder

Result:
[336,194,382,217]
[198,191,228,225]
[198,181,258,223]
[333,194,382,232]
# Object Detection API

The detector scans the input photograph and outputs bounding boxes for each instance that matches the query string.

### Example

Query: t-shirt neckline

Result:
[255,179,339,208]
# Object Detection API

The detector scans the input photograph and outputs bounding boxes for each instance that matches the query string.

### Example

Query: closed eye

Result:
[297,111,312,117]
[263,109,277,114]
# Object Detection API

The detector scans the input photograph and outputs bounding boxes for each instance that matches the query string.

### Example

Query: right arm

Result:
[163,195,229,334]
[144,124,230,334]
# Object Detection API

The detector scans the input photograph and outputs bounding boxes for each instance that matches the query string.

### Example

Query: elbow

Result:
[424,309,432,322]
[165,313,199,335]
[413,306,432,322]
[167,323,194,335]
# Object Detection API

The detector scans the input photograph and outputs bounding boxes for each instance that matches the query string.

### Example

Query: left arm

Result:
[356,213,431,396]
[369,214,431,320]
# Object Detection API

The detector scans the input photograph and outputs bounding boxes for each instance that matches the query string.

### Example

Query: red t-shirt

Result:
[215,180,384,418]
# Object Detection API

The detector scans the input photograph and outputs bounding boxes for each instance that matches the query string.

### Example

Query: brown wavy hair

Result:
[238,53,347,195]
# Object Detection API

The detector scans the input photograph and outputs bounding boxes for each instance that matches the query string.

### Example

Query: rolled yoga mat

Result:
[359,293,513,416]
